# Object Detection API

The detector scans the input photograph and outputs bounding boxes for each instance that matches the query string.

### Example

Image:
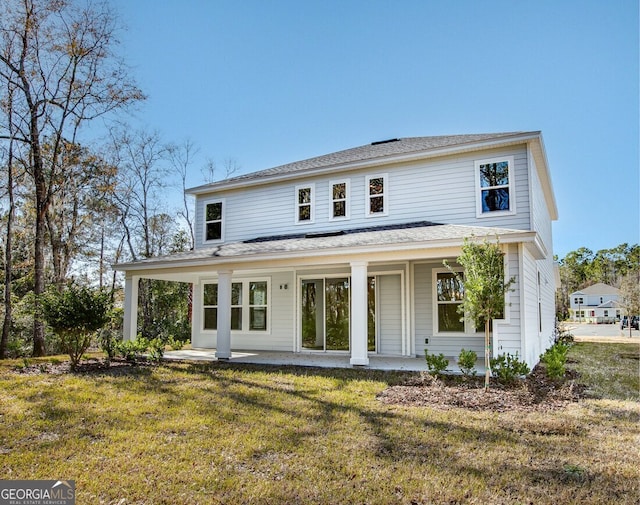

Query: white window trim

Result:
[295,183,315,224]
[202,197,225,244]
[365,173,389,218]
[201,277,271,334]
[432,267,482,336]
[474,155,516,218]
[329,179,350,221]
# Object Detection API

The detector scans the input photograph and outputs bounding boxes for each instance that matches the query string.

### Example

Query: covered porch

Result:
[162,348,488,374]
[115,222,537,369]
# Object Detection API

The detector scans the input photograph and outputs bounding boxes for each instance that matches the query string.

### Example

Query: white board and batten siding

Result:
[191,271,295,352]
[193,146,533,248]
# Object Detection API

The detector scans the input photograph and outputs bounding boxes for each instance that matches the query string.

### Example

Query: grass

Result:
[567,342,639,400]
[0,342,638,504]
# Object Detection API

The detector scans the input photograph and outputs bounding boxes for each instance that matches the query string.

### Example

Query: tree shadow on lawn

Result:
[10,358,633,503]
[144,362,622,497]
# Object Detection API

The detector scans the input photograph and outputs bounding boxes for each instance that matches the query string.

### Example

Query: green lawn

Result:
[1,343,638,505]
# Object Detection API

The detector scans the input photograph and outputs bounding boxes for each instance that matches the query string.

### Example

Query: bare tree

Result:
[109,127,168,261]
[0,0,143,355]
[200,157,241,184]
[167,140,197,249]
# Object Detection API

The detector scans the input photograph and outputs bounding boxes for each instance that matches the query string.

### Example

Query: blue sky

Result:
[109,0,639,259]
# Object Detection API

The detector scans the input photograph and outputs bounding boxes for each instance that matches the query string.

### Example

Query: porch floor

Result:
[163,348,482,373]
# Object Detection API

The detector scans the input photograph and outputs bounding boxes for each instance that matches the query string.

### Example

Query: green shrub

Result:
[425,350,449,376]
[540,342,570,380]
[490,353,530,383]
[147,338,165,363]
[41,284,111,369]
[117,337,149,362]
[98,327,120,363]
[167,334,186,350]
[457,349,478,378]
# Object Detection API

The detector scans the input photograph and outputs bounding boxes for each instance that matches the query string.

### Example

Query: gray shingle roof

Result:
[188,131,538,193]
[572,283,620,296]
[115,222,532,270]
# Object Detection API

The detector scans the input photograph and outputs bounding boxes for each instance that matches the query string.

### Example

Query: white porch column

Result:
[350,261,369,366]
[122,274,139,342]
[216,270,233,359]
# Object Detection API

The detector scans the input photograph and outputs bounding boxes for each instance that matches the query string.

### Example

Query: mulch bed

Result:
[14,357,586,413]
[377,364,587,413]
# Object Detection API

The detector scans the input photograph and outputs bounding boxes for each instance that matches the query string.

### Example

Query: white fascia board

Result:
[186,132,543,196]
[114,231,537,274]
[528,135,558,221]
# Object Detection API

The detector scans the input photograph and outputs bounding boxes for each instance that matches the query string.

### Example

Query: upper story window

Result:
[366,174,388,217]
[475,156,515,217]
[295,184,315,224]
[204,199,224,242]
[330,179,350,220]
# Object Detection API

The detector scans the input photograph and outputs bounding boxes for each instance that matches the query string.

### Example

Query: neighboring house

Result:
[115,131,558,369]
[569,283,621,323]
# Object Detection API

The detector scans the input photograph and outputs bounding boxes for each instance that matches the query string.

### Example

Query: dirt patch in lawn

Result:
[378,364,587,413]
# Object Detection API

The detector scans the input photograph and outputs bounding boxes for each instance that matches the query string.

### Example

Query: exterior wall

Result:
[519,244,555,368]
[185,250,543,367]
[192,270,295,351]
[413,261,485,359]
[494,243,523,357]
[377,274,403,355]
[569,293,620,309]
[194,146,532,248]
[528,150,553,254]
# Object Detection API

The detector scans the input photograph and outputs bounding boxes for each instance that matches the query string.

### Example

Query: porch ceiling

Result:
[114,222,537,276]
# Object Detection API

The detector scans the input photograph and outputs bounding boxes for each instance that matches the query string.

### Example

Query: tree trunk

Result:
[32,122,48,357]
[484,319,491,390]
[1,116,15,359]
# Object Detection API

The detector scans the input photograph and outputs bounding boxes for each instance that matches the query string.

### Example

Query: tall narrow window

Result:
[249,281,268,330]
[203,284,218,330]
[436,272,465,332]
[231,282,243,330]
[330,180,349,220]
[295,184,314,223]
[475,156,515,216]
[204,200,223,241]
[366,174,388,216]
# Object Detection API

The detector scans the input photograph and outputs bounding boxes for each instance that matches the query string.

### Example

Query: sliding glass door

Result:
[301,277,350,351]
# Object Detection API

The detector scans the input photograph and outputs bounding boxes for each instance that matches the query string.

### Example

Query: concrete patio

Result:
[163,348,478,373]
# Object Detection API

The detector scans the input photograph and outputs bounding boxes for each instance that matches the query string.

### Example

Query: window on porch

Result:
[203,280,269,332]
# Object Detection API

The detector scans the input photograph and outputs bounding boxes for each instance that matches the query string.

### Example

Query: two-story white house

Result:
[569,283,621,323]
[115,131,558,369]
